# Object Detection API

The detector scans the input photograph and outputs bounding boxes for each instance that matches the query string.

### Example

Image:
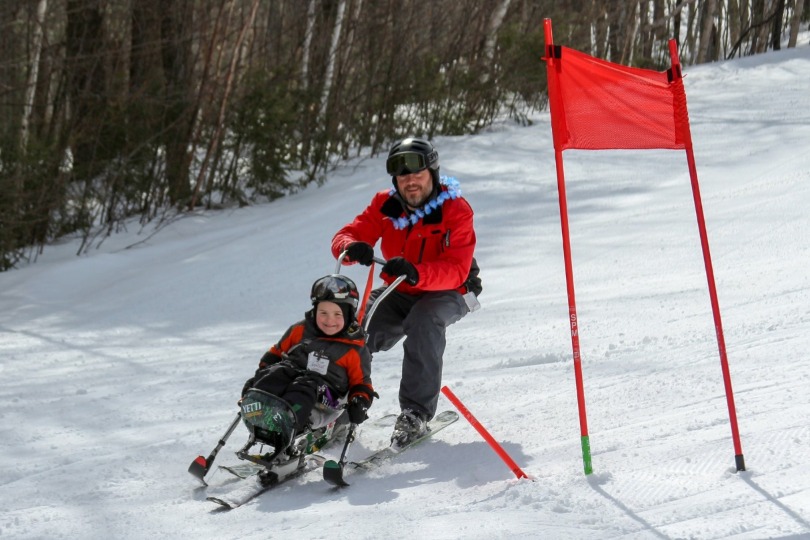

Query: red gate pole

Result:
[544,18,593,475]
[669,40,745,472]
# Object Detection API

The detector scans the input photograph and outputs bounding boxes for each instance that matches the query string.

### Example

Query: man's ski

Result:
[324,410,458,486]
[355,410,458,469]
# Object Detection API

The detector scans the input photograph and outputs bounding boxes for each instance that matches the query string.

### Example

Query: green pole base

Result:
[581,435,593,475]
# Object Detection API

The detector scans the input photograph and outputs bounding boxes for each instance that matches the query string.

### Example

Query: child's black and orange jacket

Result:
[256,310,374,403]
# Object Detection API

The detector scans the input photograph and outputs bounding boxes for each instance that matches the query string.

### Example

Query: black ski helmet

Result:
[386,137,440,188]
[310,274,360,323]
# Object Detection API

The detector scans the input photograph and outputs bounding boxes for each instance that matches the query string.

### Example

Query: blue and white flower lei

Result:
[388,176,461,230]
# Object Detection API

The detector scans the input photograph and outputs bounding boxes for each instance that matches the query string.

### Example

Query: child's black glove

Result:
[241,377,256,397]
[345,242,374,266]
[347,395,371,424]
[382,257,419,285]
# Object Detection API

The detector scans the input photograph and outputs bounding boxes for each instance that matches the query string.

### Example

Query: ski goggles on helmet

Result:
[311,275,359,309]
[386,151,432,176]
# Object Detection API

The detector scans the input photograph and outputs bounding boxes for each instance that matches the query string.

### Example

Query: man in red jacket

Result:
[332,137,481,448]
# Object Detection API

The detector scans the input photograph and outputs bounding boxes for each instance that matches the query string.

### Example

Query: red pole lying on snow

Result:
[441,385,529,480]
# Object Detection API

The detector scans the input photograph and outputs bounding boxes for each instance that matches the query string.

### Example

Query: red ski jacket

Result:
[332,182,476,296]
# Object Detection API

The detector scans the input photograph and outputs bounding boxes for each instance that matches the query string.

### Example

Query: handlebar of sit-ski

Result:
[335,250,407,333]
[363,274,406,332]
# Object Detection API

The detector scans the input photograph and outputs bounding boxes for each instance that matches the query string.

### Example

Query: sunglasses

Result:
[386,151,434,176]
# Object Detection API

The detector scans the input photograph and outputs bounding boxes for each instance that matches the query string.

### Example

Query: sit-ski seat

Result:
[240,388,345,451]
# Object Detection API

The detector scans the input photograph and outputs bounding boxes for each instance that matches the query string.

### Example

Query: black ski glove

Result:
[345,242,374,266]
[347,395,371,424]
[258,350,281,369]
[241,377,256,397]
[382,257,419,285]
[242,364,274,396]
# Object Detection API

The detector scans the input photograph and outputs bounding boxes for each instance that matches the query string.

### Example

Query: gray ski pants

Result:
[364,288,468,420]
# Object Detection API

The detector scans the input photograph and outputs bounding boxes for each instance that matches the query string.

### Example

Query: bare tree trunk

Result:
[788,0,806,46]
[771,0,786,50]
[159,0,196,208]
[697,0,718,63]
[130,0,167,132]
[714,0,725,59]
[481,0,512,81]
[674,1,683,48]
[300,0,316,90]
[319,0,346,119]
[189,0,261,210]
[728,0,742,53]
[755,0,770,53]
[65,0,107,182]
[620,0,640,65]
[741,0,753,48]
[644,0,699,42]
[177,1,228,206]
[685,0,699,62]
[607,0,627,61]
[639,0,654,62]
[594,1,609,58]
[20,0,48,153]
[341,0,363,69]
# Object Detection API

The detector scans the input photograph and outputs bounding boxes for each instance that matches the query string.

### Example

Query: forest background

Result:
[1,0,808,270]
